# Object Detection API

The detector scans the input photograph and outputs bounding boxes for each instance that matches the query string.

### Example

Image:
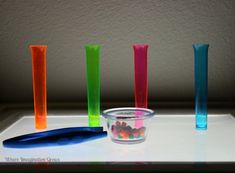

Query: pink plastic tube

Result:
[133,44,149,127]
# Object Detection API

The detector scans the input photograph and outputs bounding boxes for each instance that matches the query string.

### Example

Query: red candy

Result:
[132,129,139,137]
[121,122,127,127]
[116,121,121,126]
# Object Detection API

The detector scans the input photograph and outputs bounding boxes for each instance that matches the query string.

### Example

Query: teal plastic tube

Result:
[193,43,209,130]
[85,45,101,127]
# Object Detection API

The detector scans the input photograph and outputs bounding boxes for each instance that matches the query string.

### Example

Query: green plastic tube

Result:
[85,45,101,127]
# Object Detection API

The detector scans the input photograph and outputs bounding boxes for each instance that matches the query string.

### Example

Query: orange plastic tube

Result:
[29,45,47,129]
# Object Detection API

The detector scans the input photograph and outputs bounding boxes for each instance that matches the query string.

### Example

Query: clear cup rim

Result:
[102,107,155,120]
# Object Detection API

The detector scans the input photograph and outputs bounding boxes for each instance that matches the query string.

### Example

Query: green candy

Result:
[118,135,123,139]
[129,135,134,139]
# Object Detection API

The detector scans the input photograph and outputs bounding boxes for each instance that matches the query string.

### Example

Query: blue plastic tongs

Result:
[3,127,107,148]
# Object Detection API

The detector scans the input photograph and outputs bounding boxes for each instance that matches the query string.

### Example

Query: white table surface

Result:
[0,114,235,163]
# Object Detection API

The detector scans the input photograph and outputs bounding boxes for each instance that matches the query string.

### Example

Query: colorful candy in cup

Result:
[111,121,146,140]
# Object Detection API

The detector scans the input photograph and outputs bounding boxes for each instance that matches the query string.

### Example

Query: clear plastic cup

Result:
[102,107,155,144]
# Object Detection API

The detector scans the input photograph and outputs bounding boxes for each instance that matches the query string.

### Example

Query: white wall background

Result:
[0,0,234,103]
